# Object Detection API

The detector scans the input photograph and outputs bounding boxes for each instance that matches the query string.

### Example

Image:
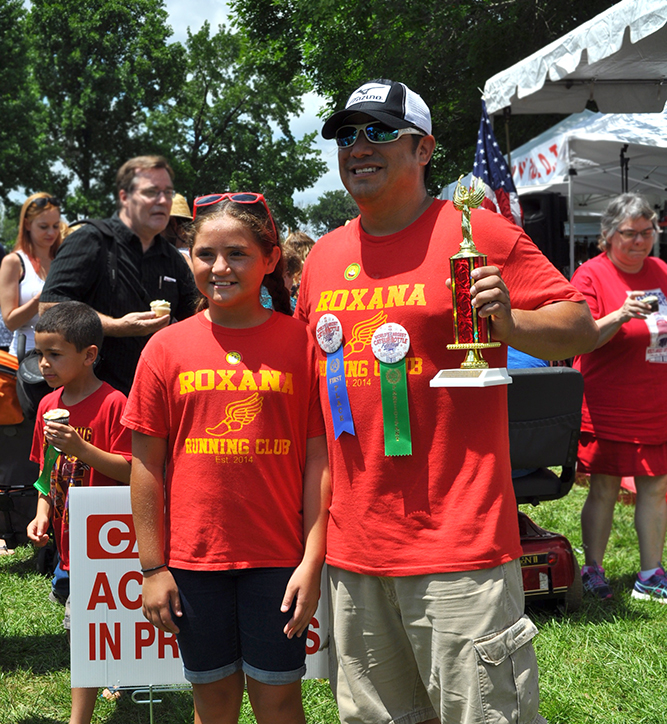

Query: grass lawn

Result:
[2,483,667,723]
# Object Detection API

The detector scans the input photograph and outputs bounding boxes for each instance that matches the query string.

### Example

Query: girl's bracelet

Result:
[141,563,167,575]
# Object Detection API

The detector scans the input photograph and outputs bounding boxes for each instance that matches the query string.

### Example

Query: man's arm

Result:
[467,266,599,359]
[39,226,170,337]
[39,302,170,337]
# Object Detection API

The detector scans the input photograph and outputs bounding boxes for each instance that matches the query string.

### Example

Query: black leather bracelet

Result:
[141,563,167,574]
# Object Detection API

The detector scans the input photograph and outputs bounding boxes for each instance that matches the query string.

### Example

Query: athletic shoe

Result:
[48,590,67,606]
[581,564,613,600]
[631,567,667,603]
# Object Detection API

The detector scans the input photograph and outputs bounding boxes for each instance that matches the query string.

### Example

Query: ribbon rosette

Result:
[316,314,355,439]
[371,323,412,456]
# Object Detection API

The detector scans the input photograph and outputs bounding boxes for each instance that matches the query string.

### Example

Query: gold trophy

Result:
[430,178,511,388]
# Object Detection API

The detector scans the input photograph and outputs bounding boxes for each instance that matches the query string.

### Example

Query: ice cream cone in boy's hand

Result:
[43,409,70,454]
[43,408,70,426]
[150,299,171,317]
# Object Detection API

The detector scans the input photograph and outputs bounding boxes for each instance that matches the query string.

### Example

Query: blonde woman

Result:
[0,193,61,356]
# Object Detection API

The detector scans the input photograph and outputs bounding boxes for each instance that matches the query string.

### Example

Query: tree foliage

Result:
[0,1,326,224]
[306,190,359,237]
[0,0,52,203]
[29,0,185,218]
[146,22,326,231]
[231,0,617,194]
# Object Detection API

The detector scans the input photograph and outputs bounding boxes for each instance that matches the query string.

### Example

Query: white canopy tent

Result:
[477,0,667,273]
[442,109,667,198]
[483,0,667,116]
[508,109,667,199]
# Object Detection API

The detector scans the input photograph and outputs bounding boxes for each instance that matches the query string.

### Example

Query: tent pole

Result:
[620,144,629,193]
[504,107,512,169]
[568,169,576,278]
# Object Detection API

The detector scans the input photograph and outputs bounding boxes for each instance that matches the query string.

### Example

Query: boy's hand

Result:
[44,421,85,457]
[27,514,50,547]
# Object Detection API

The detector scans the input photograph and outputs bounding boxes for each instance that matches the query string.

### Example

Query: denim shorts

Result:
[170,567,307,686]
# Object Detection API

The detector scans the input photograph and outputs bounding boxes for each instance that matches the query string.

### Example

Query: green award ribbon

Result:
[33,444,59,496]
[379,360,412,456]
[372,323,412,457]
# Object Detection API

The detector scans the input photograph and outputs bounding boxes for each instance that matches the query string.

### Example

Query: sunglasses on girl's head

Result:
[193,192,278,243]
[335,122,425,148]
[30,196,60,209]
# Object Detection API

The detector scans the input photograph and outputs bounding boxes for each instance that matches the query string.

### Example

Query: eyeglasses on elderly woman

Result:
[615,227,656,241]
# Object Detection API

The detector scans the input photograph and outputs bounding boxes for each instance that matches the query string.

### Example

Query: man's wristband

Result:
[141,563,167,575]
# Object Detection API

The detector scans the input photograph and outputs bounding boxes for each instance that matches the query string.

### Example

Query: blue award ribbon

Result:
[325,346,355,439]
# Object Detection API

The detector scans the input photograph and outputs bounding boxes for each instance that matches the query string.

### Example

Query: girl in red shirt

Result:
[124,193,329,724]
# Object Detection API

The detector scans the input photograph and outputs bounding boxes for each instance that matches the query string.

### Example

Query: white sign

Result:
[69,487,329,687]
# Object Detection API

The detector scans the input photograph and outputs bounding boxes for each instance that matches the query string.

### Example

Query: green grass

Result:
[0,545,337,724]
[521,484,667,724]
[2,485,667,723]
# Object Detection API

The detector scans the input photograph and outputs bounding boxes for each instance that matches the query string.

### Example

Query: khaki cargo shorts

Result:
[328,559,544,724]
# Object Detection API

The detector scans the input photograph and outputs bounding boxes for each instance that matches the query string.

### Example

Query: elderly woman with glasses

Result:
[0,193,62,356]
[571,192,667,602]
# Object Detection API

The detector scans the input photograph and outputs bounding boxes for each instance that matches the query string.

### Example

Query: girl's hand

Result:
[141,568,182,634]
[44,422,83,457]
[281,561,322,639]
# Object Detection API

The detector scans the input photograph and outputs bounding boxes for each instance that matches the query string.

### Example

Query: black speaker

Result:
[522,193,568,273]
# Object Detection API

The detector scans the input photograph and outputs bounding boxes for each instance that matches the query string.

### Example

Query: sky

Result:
[163,0,341,207]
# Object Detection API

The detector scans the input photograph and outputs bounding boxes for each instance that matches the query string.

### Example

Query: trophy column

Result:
[430,179,511,388]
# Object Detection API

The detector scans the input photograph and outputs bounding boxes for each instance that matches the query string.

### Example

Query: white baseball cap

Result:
[322,79,432,139]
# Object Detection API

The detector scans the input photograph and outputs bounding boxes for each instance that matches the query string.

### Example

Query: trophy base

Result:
[430,367,512,388]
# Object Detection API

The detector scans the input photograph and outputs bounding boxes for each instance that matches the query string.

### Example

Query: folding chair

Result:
[507,366,584,609]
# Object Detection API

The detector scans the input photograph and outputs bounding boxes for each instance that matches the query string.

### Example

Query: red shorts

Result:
[577,431,667,477]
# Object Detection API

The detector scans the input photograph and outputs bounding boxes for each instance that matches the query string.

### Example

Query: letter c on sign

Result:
[99,520,131,556]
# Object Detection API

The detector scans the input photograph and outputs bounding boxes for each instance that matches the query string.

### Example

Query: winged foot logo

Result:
[206,393,263,436]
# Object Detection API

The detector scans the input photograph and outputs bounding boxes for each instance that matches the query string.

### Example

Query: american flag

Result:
[472,100,522,226]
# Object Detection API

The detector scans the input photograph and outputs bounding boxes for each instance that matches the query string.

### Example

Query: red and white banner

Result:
[69,487,329,688]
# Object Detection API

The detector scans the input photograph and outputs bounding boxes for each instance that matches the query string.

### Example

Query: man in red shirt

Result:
[296,79,598,724]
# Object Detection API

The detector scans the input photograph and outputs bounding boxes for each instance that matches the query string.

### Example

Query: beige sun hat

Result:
[171,193,192,220]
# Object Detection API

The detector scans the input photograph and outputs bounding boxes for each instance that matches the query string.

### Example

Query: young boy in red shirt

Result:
[27,301,131,724]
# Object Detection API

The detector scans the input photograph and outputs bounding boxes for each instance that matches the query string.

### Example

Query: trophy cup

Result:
[430,178,511,388]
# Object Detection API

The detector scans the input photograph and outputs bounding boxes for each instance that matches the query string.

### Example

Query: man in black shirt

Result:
[40,156,197,394]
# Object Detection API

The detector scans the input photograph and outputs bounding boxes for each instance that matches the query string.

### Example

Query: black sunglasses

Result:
[30,196,60,210]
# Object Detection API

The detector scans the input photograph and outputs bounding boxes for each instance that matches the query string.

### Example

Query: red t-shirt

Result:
[122,311,325,571]
[296,199,584,576]
[31,382,131,570]
[572,252,667,444]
